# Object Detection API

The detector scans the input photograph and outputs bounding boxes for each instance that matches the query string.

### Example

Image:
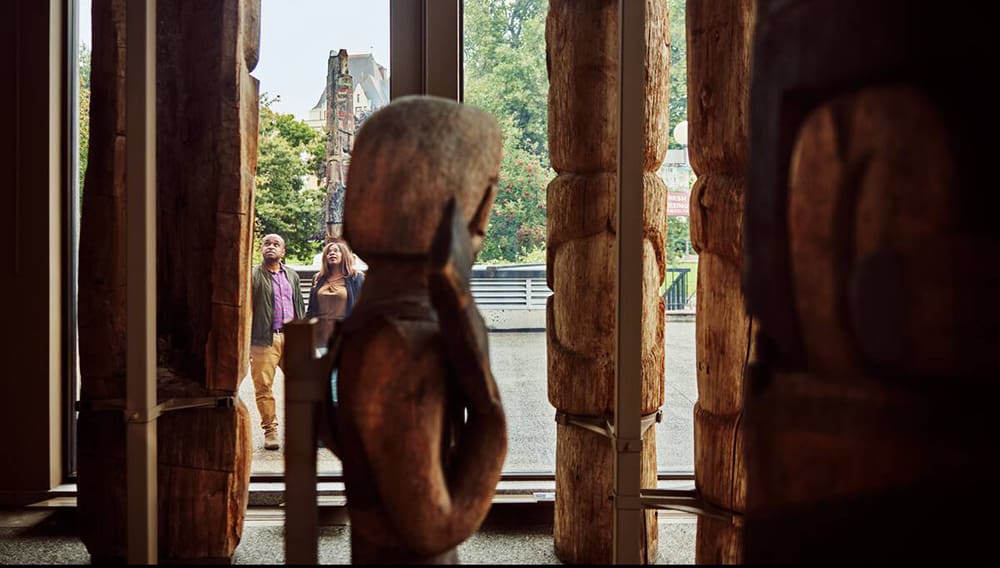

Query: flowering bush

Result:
[480,142,552,263]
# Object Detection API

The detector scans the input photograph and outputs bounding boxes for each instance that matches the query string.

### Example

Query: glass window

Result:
[246,0,391,477]
[463,0,554,474]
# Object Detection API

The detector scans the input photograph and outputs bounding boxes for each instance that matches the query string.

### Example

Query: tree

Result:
[667,0,687,149]
[666,216,690,263]
[480,143,550,263]
[254,95,325,263]
[79,44,91,199]
[465,0,552,263]
[665,0,694,264]
[465,0,690,263]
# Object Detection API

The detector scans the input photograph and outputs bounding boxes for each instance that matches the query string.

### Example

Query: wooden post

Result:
[77,0,258,562]
[283,320,322,565]
[546,0,669,563]
[388,0,460,101]
[687,0,756,563]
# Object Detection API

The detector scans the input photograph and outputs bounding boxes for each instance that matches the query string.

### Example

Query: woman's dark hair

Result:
[314,239,357,284]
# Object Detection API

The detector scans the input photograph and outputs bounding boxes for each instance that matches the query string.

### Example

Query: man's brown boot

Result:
[264,430,280,451]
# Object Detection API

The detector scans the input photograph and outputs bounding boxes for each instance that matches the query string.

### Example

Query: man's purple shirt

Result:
[270,267,295,330]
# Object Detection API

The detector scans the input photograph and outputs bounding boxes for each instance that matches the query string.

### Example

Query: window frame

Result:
[62,0,695,490]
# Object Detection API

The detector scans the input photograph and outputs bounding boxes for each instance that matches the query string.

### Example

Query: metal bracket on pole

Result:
[640,488,744,524]
[555,409,662,440]
[76,396,236,423]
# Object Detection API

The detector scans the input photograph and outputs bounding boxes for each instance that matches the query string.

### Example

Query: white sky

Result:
[79,0,390,121]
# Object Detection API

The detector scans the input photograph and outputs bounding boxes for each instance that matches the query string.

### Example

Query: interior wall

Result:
[1,0,65,500]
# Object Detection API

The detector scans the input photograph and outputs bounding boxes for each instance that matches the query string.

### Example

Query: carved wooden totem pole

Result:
[687,0,756,563]
[545,0,669,562]
[320,96,507,563]
[323,48,354,240]
[77,0,259,562]
[745,0,999,562]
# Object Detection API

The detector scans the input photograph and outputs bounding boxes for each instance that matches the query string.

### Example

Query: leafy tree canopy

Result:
[667,0,687,149]
[254,95,325,263]
[79,44,91,199]
[465,0,690,263]
[465,0,552,263]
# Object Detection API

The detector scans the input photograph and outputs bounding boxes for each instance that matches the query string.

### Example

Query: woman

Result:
[306,239,365,346]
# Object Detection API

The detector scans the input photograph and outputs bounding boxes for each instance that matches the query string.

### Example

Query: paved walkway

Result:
[238,321,697,475]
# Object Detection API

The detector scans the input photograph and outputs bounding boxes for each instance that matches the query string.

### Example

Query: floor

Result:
[10,325,701,563]
[0,505,697,564]
[240,323,698,476]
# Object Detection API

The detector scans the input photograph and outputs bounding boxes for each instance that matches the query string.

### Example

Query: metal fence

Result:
[470,278,551,310]
[663,267,691,311]
[295,268,551,311]
[297,265,693,312]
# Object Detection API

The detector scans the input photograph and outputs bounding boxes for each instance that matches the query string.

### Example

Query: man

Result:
[249,234,305,450]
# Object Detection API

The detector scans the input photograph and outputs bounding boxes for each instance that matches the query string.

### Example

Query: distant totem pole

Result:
[324,49,354,240]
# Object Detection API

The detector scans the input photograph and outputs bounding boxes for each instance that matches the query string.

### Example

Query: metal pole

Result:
[125,0,157,563]
[424,0,461,100]
[613,0,645,564]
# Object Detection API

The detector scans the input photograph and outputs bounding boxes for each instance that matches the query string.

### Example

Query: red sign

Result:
[667,192,690,217]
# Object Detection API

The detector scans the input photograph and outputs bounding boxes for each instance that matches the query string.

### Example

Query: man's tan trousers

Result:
[249,332,284,434]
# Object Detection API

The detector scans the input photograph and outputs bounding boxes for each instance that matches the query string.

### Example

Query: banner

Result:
[668,191,690,217]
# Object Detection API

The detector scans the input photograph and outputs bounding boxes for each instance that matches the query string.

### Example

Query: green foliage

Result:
[667,0,687,149]
[666,216,692,263]
[78,44,91,200]
[480,143,550,262]
[254,95,325,262]
[465,0,553,263]
[465,0,690,262]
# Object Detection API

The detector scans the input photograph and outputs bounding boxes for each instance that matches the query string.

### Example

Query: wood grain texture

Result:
[686,0,755,175]
[745,1,1000,562]
[687,0,756,562]
[78,0,127,401]
[77,0,258,561]
[546,0,618,173]
[157,0,258,392]
[546,1,668,562]
[77,402,252,562]
[553,425,658,564]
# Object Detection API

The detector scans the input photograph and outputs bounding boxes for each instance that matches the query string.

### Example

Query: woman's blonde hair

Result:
[315,239,357,284]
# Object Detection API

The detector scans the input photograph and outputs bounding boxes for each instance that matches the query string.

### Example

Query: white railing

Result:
[295,269,551,311]
[470,277,551,310]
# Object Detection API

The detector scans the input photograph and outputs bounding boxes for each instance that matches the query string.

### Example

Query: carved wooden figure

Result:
[320,96,507,563]
[745,0,1000,562]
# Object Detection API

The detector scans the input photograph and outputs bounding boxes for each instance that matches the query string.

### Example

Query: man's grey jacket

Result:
[251,263,306,347]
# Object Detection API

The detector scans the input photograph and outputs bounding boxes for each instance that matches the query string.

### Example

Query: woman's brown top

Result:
[314,275,347,345]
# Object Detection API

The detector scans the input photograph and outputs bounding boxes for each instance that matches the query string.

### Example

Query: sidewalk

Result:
[238,322,698,476]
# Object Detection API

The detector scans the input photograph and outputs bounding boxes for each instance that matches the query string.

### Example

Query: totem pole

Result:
[77,0,259,562]
[687,0,756,562]
[323,49,354,240]
[745,0,999,562]
[545,0,669,562]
